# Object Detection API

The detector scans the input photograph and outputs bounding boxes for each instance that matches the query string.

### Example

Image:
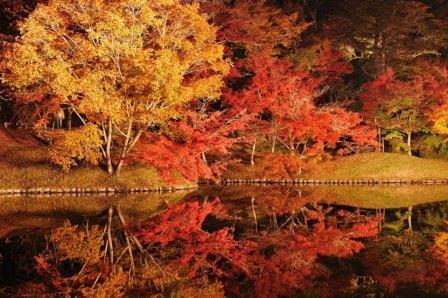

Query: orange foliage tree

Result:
[203,0,377,164]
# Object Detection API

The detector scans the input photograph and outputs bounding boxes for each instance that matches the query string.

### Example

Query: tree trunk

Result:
[106,119,114,175]
[301,140,307,158]
[271,136,276,153]
[115,161,123,176]
[408,206,413,232]
[407,131,412,156]
[67,106,73,131]
[372,27,381,75]
[379,32,386,73]
[250,136,257,166]
[114,120,133,176]
[202,152,208,166]
[251,197,258,235]
[381,33,388,72]
[106,206,114,268]
[114,127,144,176]
[377,128,382,150]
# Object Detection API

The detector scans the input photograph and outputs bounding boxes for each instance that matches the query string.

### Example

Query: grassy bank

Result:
[307,152,448,180]
[226,152,448,181]
[0,129,194,189]
[3,128,448,188]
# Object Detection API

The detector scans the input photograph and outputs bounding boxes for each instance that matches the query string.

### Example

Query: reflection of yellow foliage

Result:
[48,124,103,171]
[434,231,448,259]
[50,220,104,266]
[172,278,225,298]
[140,261,181,292]
[42,219,224,297]
[82,268,128,298]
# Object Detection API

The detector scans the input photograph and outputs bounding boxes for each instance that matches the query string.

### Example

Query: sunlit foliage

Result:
[1,0,229,175]
[47,124,103,171]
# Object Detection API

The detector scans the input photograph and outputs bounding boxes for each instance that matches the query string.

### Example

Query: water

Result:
[1,185,448,297]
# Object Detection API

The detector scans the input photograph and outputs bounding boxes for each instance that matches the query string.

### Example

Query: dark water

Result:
[1,185,448,297]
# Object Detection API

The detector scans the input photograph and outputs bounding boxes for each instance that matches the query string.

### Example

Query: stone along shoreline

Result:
[220,178,448,185]
[3,178,448,197]
[0,185,198,196]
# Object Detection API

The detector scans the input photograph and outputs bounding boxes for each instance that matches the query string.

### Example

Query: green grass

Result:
[0,129,195,189]
[306,152,448,180]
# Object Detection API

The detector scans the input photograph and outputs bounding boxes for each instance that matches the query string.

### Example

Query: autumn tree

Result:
[224,50,376,162]
[131,109,249,183]
[360,68,447,155]
[204,1,377,163]
[327,0,447,76]
[1,0,229,175]
[205,1,308,163]
[223,53,321,160]
[201,0,308,55]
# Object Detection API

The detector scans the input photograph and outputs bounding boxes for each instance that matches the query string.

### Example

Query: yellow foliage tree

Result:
[434,117,448,136]
[2,0,230,175]
[48,124,103,171]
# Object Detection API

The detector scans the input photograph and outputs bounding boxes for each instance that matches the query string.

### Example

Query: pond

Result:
[1,185,448,297]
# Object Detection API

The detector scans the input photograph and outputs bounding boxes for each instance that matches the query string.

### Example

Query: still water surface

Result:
[1,185,448,296]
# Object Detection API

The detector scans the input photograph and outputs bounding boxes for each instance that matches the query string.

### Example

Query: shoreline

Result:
[218,178,448,186]
[2,178,448,197]
[0,184,198,196]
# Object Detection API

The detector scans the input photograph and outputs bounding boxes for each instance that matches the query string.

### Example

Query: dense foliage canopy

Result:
[0,0,448,181]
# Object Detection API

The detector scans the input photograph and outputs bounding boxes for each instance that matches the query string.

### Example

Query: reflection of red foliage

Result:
[246,215,379,297]
[34,255,67,292]
[363,234,448,294]
[139,200,380,296]
[140,200,249,278]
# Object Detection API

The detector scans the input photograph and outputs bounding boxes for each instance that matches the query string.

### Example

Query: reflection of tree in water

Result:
[0,232,47,288]
[189,185,320,216]
[2,199,448,297]
[362,232,448,295]
[360,201,448,296]
[0,199,379,297]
